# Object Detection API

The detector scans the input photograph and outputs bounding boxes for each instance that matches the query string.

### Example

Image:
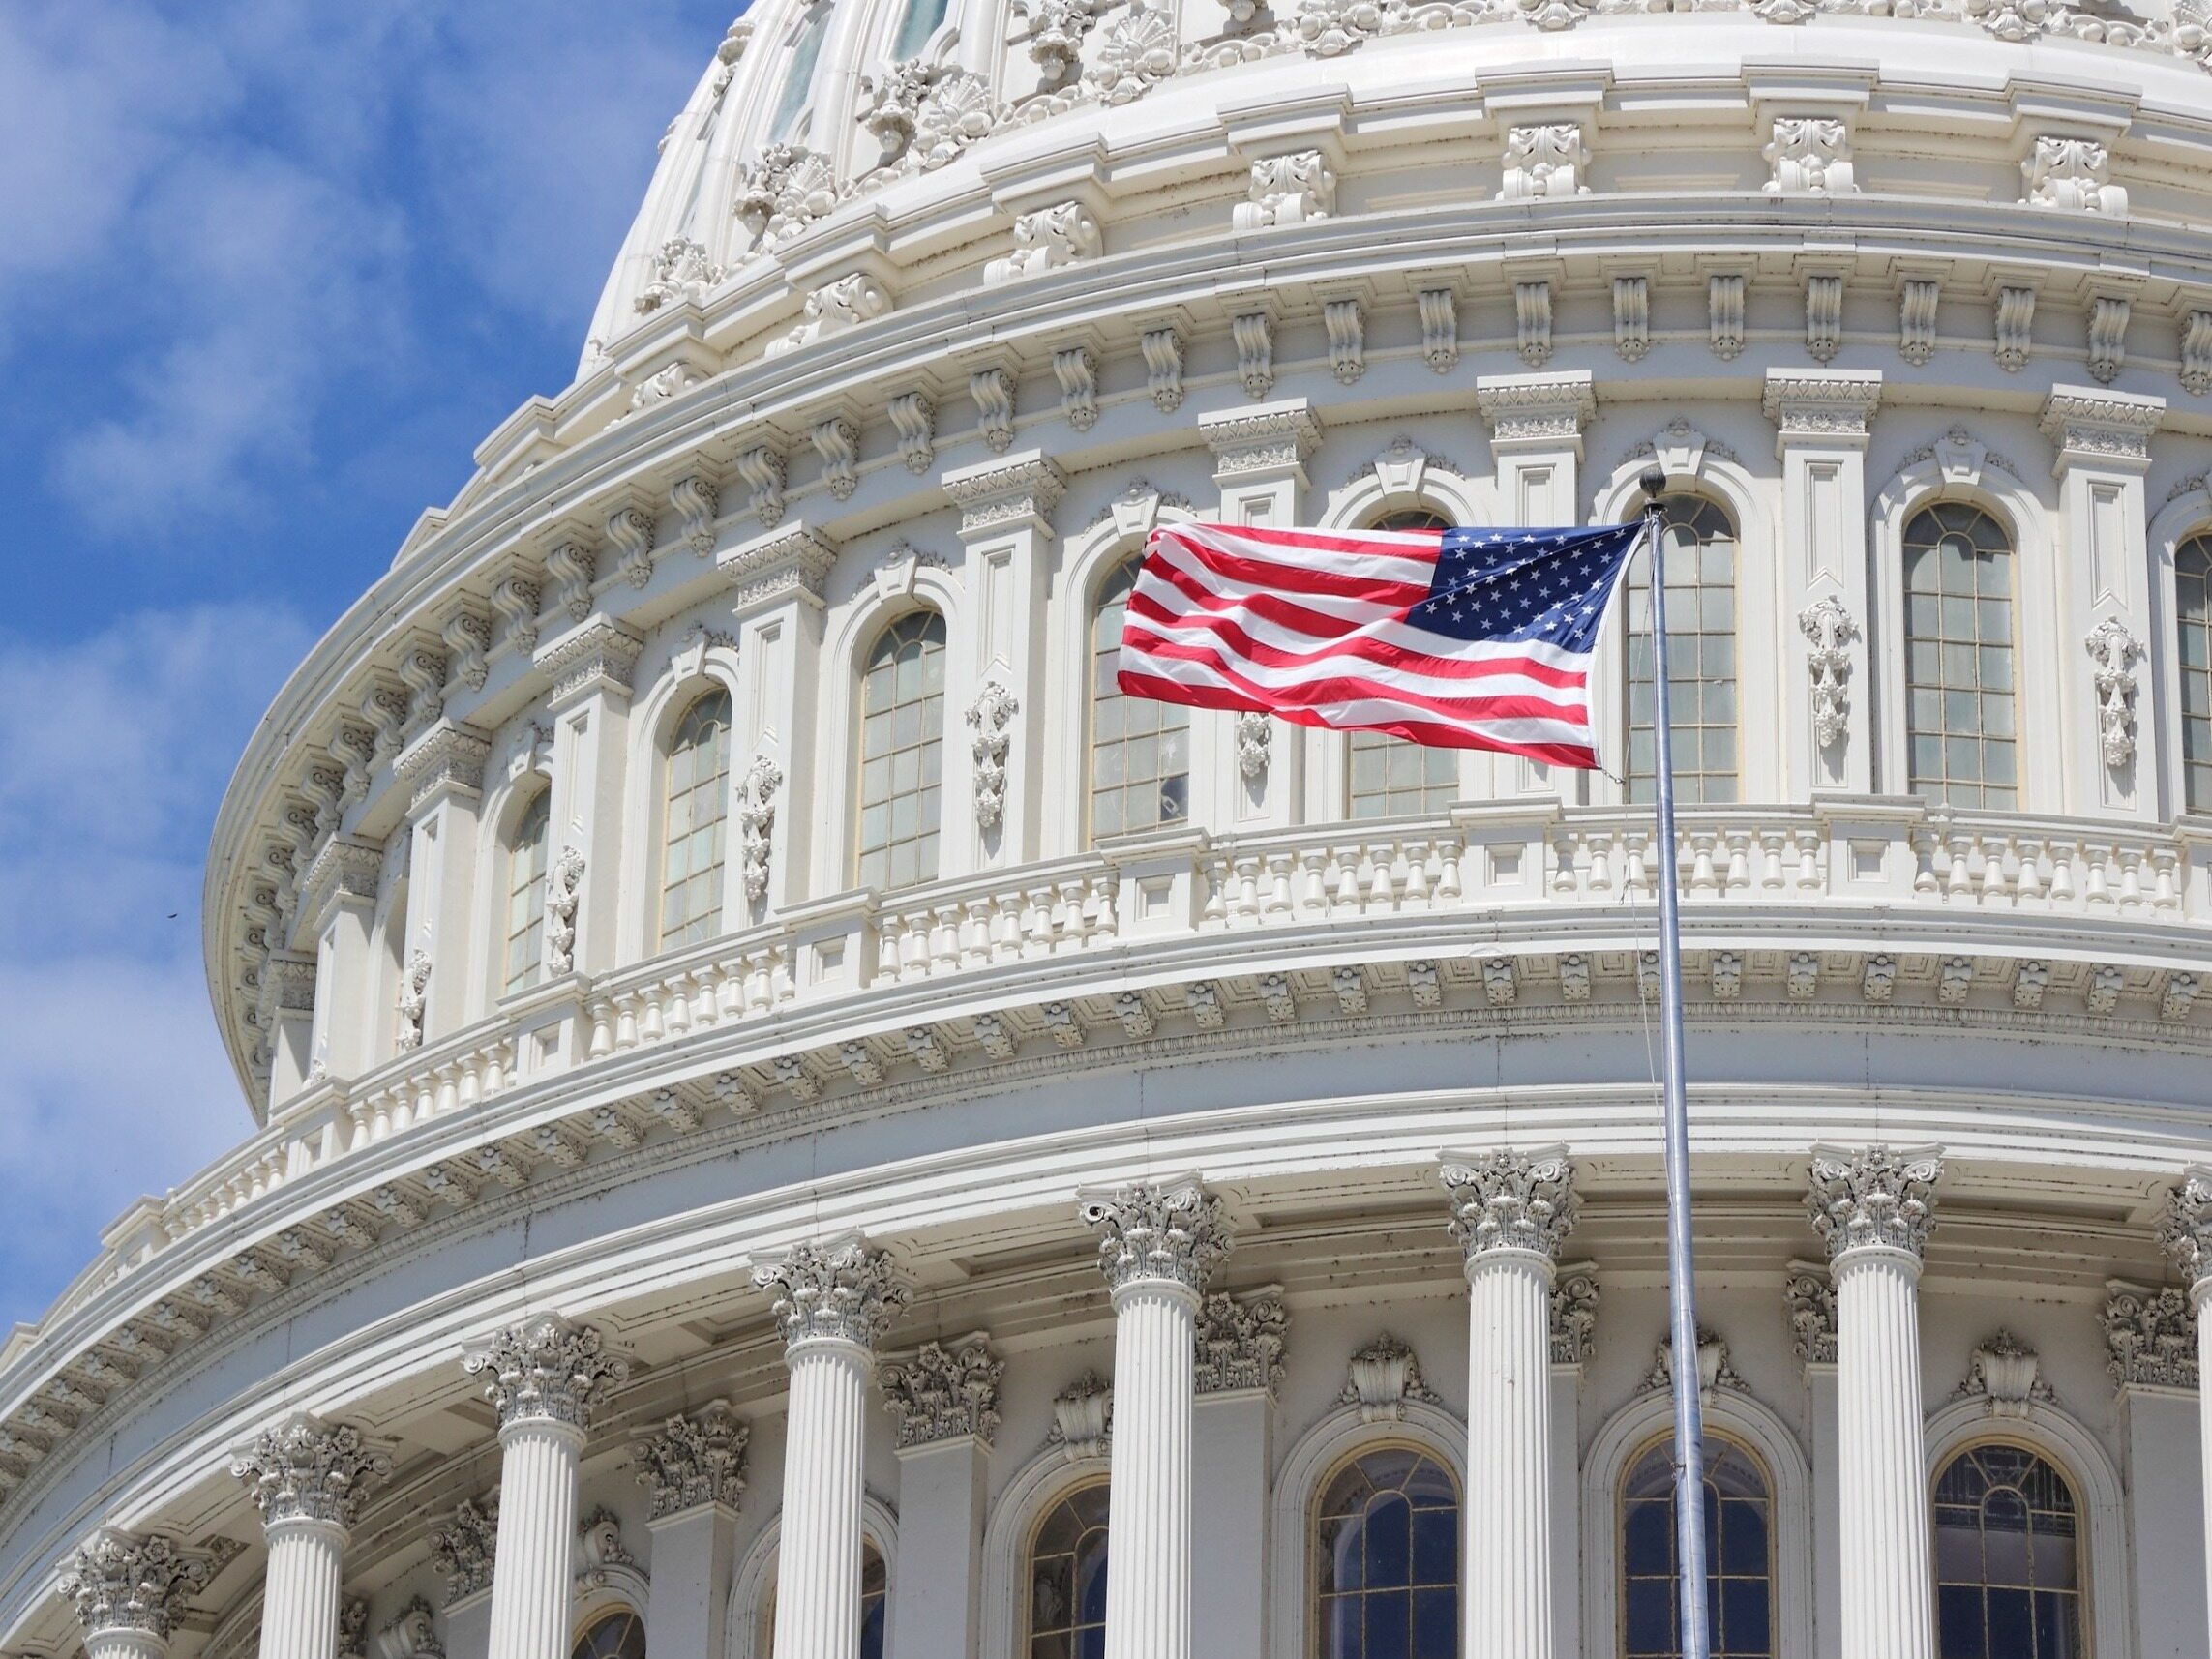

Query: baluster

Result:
[1978,838,2012,904]
[1551,832,1581,895]
[1331,846,1361,911]
[1233,856,1264,924]
[2117,847,2145,909]
[2046,841,2077,904]
[410,1074,434,1127]
[1911,829,1940,894]
[660,977,688,1039]
[930,904,959,968]
[1689,832,1719,892]
[457,1055,482,1108]
[1090,873,1118,940]
[486,1039,511,1096]
[955,898,987,964]
[1365,844,1396,911]
[1296,848,1328,915]
[587,997,614,1059]
[1201,857,1231,928]
[1946,833,1974,898]
[1435,837,1464,904]
[1403,841,1432,909]
[1623,834,1651,894]
[641,985,670,1043]
[1794,830,1822,891]
[717,960,745,1020]
[1586,832,1614,893]
[770,943,796,1005]
[1758,831,1786,891]
[1265,855,1297,919]
[2154,848,2181,910]
[433,1061,461,1117]
[2083,843,2113,905]
[613,992,641,1051]
[1724,832,1751,891]
[1019,886,1053,955]
[691,967,718,1027]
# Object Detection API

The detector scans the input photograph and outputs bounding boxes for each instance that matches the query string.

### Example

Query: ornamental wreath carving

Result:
[737,756,782,902]
[544,845,584,974]
[967,681,1019,831]
[1798,595,1859,750]
[2083,616,2143,767]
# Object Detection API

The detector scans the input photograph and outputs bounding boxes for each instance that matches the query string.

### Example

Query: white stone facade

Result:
[8,4,2212,1659]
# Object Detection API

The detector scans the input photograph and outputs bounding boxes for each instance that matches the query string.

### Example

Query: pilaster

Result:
[536,619,643,975]
[1786,1260,1841,1659]
[1547,1264,1598,1659]
[942,453,1065,871]
[298,839,384,1083]
[1763,369,1881,793]
[2041,387,2164,819]
[638,1403,750,1659]
[2105,1277,2207,1659]
[719,525,835,917]
[882,1338,1002,1659]
[1193,1290,1285,1659]
[395,722,492,1041]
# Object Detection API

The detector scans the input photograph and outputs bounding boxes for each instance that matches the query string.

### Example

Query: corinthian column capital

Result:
[1440,1146,1578,1265]
[751,1234,909,1352]
[2159,1167,2212,1297]
[230,1414,392,1532]
[59,1529,212,1642]
[1078,1177,1232,1294]
[1806,1144,1943,1262]
[462,1315,629,1432]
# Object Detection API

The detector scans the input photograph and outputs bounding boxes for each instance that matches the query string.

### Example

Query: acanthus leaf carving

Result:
[766,274,892,360]
[1194,1289,1288,1395]
[966,681,1019,832]
[1234,150,1335,229]
[461,1315,629,1430]
[1763,116,1856,194]
[2104,1279,2197,1388]
[430,1497,498,1605]
[738,755,783,903]
[1806,1144,1942,1260]
[1499,124,1590,201]
[59,1530,212,1639]
[1440,1146,1578,1260]
[1078,1178,1232,1292]
[634,1402,750,1519]
[1338,1334,1440,1423]
[1798,595,1859,750]
[1046,1370,1112,1457]
[635,237,729,313]
[2084,615,2143,767]
[229,1413,392,1529]
[986,201,1103,286]
[1953,1328,2056,1417]
[751,1235,909,1350]
[1549,1263,1600,1365]
[881,1336,1004,1447]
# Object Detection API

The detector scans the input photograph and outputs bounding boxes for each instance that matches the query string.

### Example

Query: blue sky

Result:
[0,1,735,1330]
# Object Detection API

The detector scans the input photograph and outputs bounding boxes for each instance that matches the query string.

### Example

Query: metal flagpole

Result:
[1638,465,1713,1659]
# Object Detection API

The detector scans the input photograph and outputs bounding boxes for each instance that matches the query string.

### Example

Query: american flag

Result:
[1116,518,1645,768]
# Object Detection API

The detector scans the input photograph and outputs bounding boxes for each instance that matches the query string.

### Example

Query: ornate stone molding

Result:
[1078,1178,1232,1292]
[1806,1144,1943,1260]
[1799,595,1859,750]
[1439,1146,1578,1262]
[1338,1334,1440,1424]
[633,1401,749,1519]
[2104,1280,2197,1388]
[575,1509,638,1590]
[1473,372,1594,443]
[543,845,584,975]
[1233,150,1335,229]
[534,618,644,703]
[1549,1262,1599,1365]
[1197,400,1322,476]
[2084,617,2143,767]
[764,273,892,359]
[880,1335,1004,1447]
[1499,124,1590,201]
[2023,134,2126,214]
[1234,711,1271,782]
[717,524,838,613]
[1641,1327,1748,1399]
[229,1414,392,1530]
[395,722,492,808]
[1194,1289,1288,1395]
[1046,1371,1112,1458]
[59,1529,212,1639]
[966,682,1019,832]
[1785,1259,1838,1365]
[297,838,383,929]
[2159,1168,2212,1288]
[462,1315,630,1431]
[430,1497,498,1605]
[983,201,1102,285]
[942,452,1066,535]
[2041,386,2163,466]
[751,1234,909,1351]
[1761,369,1881,441]
[1953,1329,2056,1417]
[737,757,782,903]
[376,1597,443,1659]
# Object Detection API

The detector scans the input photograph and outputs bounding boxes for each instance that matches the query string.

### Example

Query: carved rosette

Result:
[462,1315,629,1432]
[429,1498,498,1605]
[752,1236,910,1352]
[1193,1291,1289,1395]
[1078,1179,1233,1293]
[633,1401,750,1519]
[880,1336,1005,1447]
[229,1415,392,1531]
[1439,1147,1578,1263]
[59,1529,212,1641]
[2104,1281,2198,1388]
[2160,1169,2212,1291]
[1806,1145,1943,1261]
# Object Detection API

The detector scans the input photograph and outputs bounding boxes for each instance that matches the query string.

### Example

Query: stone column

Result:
[1078,1178,1233,1659]
[2162,1170,2212,1649]
[1806,1145,1943,1659]
[231,1415,392,1659]
[751,1237,909,1659]
[1440,1148,1578,1659]
[881,1336,1003,1659]
[636,1403,751,1659]
[463,1317,630,1659]
[2040,387,2166,819]
[2105,1272,2208,1659]
[1192,1289,1287,1659]
[59,1529,213,1659]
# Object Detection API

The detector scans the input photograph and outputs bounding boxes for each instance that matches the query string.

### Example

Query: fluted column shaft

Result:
[260,1518,347,1659]
[83,1632,169,1659]
[1833,1245,1935,1659]
[1103,1276,1200,1659]
[2194,1278,2212,1640]
[487,1416,584,1659]
[774,1338,874,1659]
[1463,1247,1556,1659]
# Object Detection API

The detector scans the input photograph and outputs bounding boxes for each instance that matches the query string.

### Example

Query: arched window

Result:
[890,0,951,56]
[571,1610,645,1659]
[1626,494,1738,804]
[767,4,832,141]
[762,1543,888,1659]
[1934,1443,2082,1659]
[856,612,947,890]
[504,788,552,995]
[1903,503,2017,808]
[1621,1433,1774,1658]
[1029,1481,1110,1659]
[1314,1444,1460,1659]
[661,689,733,947]
[2176,533,2212,813]
[1091,554,1189,842]
[1351,510,1458,818]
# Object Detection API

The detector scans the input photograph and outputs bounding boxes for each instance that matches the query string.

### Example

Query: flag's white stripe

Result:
[1165,522,1441,585]
[1122,629,1587,713]
[1139,543,1421,630]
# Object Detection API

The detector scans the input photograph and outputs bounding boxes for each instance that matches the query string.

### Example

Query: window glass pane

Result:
[1902,507,2018,809]
[1090,555,1191,844]
[767,5,829,140]
[1619,1434,1775,1659]
[1627,495,1738,805]
[661,690,732,947]
[1316,1447,1460,1659]
[856,613,946,891]
[2179,538,2212,812]
[1932,1445,2083,1659]
[569,1611,645,1659]
[1029,1482,1109,1656]
[504,789,552,995]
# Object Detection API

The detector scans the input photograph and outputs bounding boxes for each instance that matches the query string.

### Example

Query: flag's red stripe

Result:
[1143,539,1433,611]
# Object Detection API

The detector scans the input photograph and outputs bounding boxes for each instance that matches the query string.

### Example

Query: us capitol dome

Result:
[13,2,2212,1658]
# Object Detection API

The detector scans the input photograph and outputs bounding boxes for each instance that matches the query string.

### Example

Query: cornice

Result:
[1198,399,1324,475]
[393,723,493,809]
[1473,370,1596,442]
[716,523,838,615]
[2041,383,2166,469]
[533,618,645,705]
[1761,367,1883,443]
[940,451,1067,536]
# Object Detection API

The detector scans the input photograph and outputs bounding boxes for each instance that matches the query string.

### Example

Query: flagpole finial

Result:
[1638,466,1667,510]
